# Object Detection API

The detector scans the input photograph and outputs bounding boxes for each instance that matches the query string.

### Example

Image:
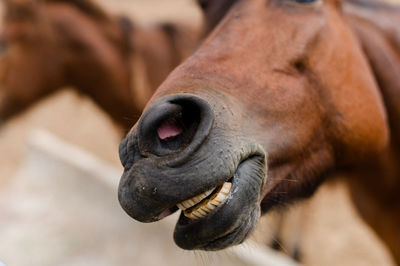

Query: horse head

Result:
[119,0,391,251]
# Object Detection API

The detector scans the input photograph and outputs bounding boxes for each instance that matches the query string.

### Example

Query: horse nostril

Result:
[137,94,214,157]
[139,100,201,155]
[157,116,184,141]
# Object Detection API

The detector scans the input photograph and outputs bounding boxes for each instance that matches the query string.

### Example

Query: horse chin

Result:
[173,155,265,250]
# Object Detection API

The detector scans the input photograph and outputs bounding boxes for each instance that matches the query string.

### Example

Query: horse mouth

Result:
[118,136,266,250]
[154,180,233,223]
[172,155,266,250]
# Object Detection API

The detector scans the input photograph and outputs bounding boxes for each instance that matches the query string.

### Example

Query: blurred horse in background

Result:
[0,0,199,131]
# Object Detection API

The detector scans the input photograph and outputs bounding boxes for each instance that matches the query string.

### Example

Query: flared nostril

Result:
[157,120,184,141]
[137,94,214,158]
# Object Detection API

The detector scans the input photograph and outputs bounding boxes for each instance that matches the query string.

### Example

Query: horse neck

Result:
[48,3,142,131]
[72,27,177,131]
[64,29,141,130]
[69,59,141,131]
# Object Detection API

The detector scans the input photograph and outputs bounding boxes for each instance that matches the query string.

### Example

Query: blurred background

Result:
[0,0,397,265]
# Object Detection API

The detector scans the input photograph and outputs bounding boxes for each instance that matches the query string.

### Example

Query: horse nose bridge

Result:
[176,39,263,81]
[137,94,214,159]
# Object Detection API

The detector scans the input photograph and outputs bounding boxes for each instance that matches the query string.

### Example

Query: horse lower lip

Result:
[173,155,265,250]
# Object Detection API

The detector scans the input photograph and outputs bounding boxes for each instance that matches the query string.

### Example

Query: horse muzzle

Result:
[118,93,267,250]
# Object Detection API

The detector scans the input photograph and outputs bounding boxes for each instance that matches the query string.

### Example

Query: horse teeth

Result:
[183,182,232,220]
[176,187,215,211]
[197,208,208,216]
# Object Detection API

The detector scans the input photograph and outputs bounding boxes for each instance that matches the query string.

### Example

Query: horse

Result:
[0,0,199,131]
[118,0,400,263]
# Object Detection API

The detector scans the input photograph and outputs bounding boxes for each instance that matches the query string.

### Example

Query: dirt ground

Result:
[0,0,397,265]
